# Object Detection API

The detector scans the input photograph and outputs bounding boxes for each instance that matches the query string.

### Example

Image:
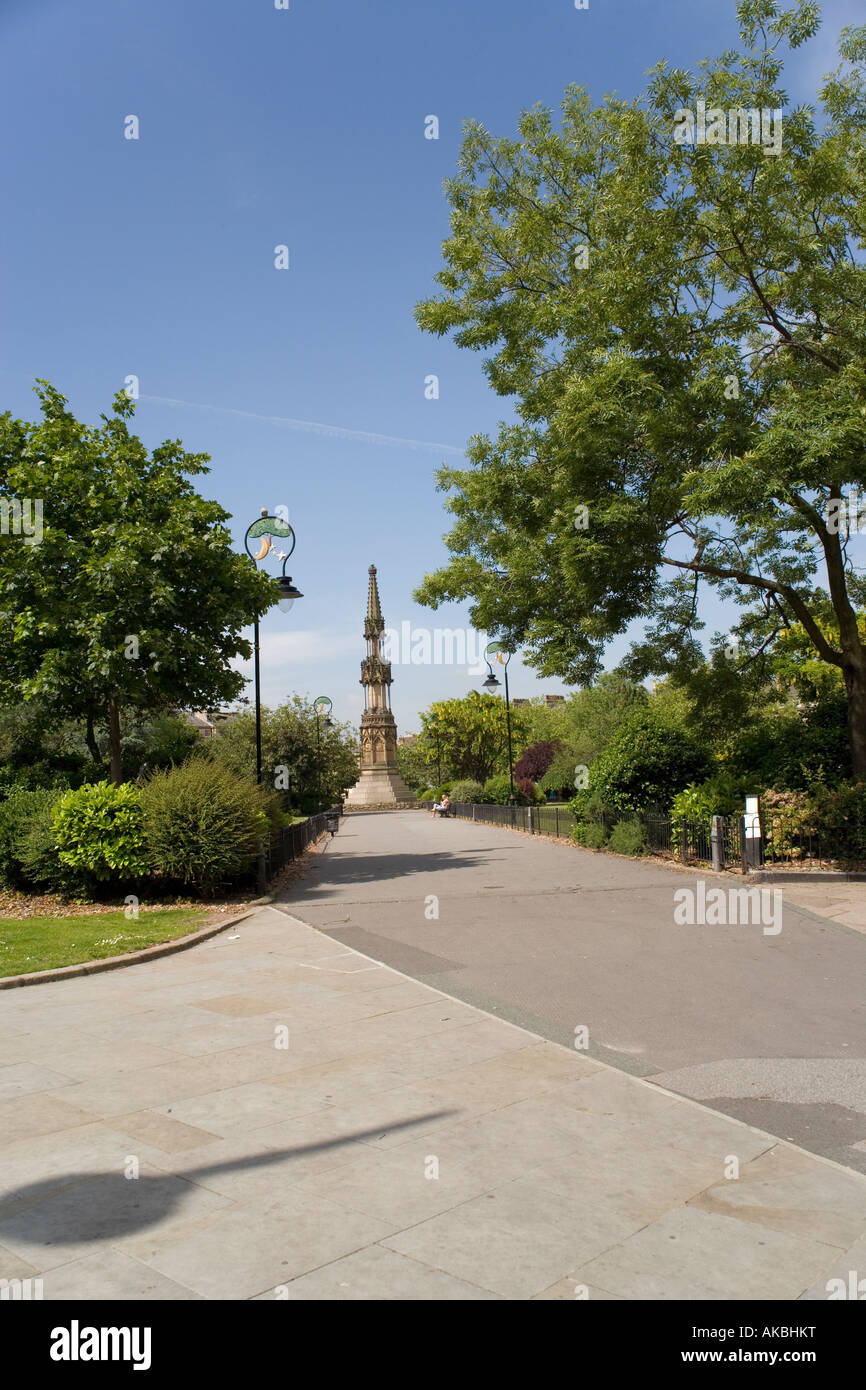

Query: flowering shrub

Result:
[760,784,866,863]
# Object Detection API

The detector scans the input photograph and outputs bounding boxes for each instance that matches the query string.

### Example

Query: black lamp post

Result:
[243,509,303,890]
[482,643,515,802]
[313,696,333,812]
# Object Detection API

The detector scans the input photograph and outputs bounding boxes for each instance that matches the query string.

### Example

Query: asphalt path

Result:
[280,810,866,1173]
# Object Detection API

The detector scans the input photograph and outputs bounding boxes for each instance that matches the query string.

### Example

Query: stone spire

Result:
[344,564,415,808]
[365,564,383,636]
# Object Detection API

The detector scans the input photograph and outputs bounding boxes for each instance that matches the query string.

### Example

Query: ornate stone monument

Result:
[344,565,415,808]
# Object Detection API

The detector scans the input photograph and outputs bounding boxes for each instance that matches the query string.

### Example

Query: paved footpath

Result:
[286,811,866,1175]
[1,891,866,1298]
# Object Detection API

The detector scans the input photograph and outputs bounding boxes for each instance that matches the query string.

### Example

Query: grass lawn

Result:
[0,908,214,978]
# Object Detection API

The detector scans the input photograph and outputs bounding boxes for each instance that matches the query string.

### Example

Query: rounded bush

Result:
[449,779,485,803]
[588,709,711,816]
[141,760,269,890]
[52,782,148,882]
[607,819,646,856]
[481,774,530,805]
[574,821,608,849]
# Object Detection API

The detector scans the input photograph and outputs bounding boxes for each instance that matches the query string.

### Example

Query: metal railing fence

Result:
[449,802,866,870]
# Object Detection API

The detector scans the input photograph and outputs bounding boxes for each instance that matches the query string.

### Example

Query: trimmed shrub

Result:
[0,787,70,890]
[573,821,608,849]
[52,782,148,882]
[481,774,530,805]
[587,709,711,816]
[607,819,646,856]
[16,790,87,894]
[141,760,269,890]
[450,779,485,803]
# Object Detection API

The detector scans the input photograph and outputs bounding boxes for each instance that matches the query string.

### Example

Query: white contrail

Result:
[139,393,466,456]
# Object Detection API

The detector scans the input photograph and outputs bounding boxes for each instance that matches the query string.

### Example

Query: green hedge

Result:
[141,760,269,890]
[607,819,646,856]
[449,779,485,803]
[0,787,77,893]
[0,763,284,899]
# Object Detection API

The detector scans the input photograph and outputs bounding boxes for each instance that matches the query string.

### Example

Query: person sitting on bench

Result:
[432,793,451,817]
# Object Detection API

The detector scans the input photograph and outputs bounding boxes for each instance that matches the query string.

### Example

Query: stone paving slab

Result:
[1,906,865,1300]
[780,882,866,936]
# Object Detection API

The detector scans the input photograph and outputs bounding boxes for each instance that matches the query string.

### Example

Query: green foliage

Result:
[0,383,274,780]
[480,773,527,804]
[14,791,79,893]
[0,702,89,795]
[421,692,530,784]
[586,709,711,815]
[397,741,439,791]
[0,787,59,889]
[449,779,485,803]
[426,783,453,802]
[607,819,647,856]
[569,789,615,824]
[540,747,581,794]
[120,712,201,779]
[724,694,852,791]
[141,759,269,889]
[52,782,148,881]
[412,5,866,773]
[573,821,609,849]
[670,772,748,831]
[207,698,359,813]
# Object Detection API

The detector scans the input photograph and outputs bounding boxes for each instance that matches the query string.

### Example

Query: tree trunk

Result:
[843,654,866,780]
[85,709,104,770]
[107,696,123,784]
[822,520,866,780]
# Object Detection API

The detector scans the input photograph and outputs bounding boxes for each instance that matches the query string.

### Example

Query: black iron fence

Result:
[261,810,333,882]
[450,802,866,871]
[451,801,577,838]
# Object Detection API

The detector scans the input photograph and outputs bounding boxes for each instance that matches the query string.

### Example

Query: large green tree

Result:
[0,383,273,781]
[414,1,866,773]
[420,691,531,784]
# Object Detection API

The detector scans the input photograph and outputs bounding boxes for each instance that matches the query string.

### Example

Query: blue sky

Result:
[2,0,861,732]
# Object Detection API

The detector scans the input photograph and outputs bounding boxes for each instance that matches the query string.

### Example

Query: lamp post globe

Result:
[483,643,515,801]
[277,576,304,613]
[243,508,302,893]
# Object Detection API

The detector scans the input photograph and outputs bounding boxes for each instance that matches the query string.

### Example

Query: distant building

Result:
[510,695,565,709]
[182,708,239,739]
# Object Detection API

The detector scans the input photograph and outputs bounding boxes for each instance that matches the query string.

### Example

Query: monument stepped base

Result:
[343,802,421,813]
